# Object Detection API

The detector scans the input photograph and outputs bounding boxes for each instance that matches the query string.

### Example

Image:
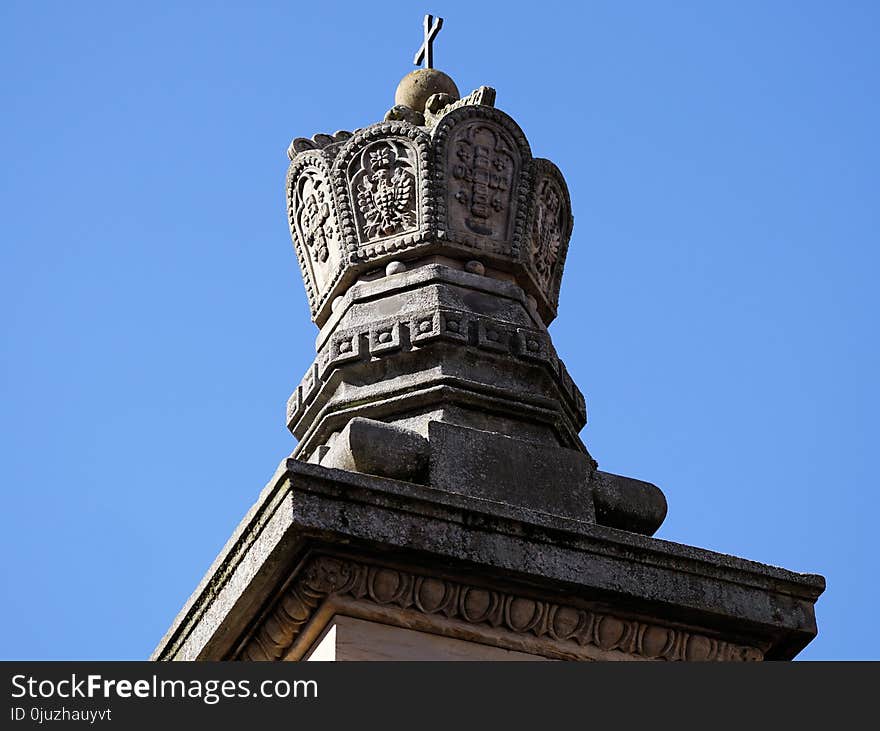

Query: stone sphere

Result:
[394,69,460,113]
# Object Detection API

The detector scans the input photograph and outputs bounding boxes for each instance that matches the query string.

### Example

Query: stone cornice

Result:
[236,555,765,662]
[152,460,824,661]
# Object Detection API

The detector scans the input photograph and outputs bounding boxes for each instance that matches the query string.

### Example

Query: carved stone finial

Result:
[282,65,668,538]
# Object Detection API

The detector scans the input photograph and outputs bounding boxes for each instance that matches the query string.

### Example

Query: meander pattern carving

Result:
[285,308,587,431]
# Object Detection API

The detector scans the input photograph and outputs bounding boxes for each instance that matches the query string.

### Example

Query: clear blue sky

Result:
[1,1,877,660]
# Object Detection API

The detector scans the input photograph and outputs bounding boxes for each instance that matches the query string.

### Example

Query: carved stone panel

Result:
[434,107,531,256]
[349,139,418,243]
[287,153,343,316]
[332,123,433,264]
[449,122,515,239]
[526,159,572,311]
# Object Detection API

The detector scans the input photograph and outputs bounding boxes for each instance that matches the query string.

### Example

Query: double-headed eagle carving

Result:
[356,144,415,238]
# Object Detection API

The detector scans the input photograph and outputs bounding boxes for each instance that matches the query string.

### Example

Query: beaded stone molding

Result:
[286,95,573,326]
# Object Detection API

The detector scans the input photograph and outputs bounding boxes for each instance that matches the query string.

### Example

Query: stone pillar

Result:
[152,68,823,663]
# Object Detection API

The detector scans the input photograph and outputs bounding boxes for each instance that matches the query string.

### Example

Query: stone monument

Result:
[153,17,823,661]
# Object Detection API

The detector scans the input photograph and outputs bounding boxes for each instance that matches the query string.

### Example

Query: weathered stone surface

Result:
[279,73,611,540]
[321,417,429,482]
[427,420,595,521]
[250,555,765,662]
[591,471,667,536]
[288,264,586,448]
[280,71,615,539]
[152,459,823,662]
[285,104,572,327]
[423,86,497,127]
[394,68,460,114]
[153,58,825,663]
[286,263,590,468]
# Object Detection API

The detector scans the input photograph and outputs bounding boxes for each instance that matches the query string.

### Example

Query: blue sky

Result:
[1,1,877,660]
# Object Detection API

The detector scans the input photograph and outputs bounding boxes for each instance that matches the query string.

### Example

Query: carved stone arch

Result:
[525,159,573,319]
[432,106,532,257]
[332,122,433,263]
[287,149,345,320]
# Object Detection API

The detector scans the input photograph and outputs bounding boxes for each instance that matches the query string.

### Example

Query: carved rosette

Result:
[287,151,344,316]
[525,159,572,315]
[432,106,531,256]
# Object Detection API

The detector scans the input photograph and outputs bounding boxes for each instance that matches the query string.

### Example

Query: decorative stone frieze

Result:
[237,555,764,662]
[285,306,586,435]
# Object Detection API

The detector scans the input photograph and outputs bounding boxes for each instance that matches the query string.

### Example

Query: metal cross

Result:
[413,14,443,69]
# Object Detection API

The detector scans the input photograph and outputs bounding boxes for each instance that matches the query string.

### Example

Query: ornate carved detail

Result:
[383,105,425,126]
[296,174,333,265]
[288,130,354,161]
[285,114,573,324]
[433,106,531,256]
[526,159,572,308]
[423,85,497,127]
[285,308,586,431]
[352,141,417,239]
[237,556,764,662]
[238,557,355,662]
[532,182,562,283]
[382,86,497,130]
[286,151,344,314]
[333,123,434,262]
[451,126,512,236]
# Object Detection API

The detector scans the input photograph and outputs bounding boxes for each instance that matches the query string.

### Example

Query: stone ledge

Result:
[152,459,824,661]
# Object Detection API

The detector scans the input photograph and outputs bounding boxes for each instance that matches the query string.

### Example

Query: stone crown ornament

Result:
[286,75,572,327]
